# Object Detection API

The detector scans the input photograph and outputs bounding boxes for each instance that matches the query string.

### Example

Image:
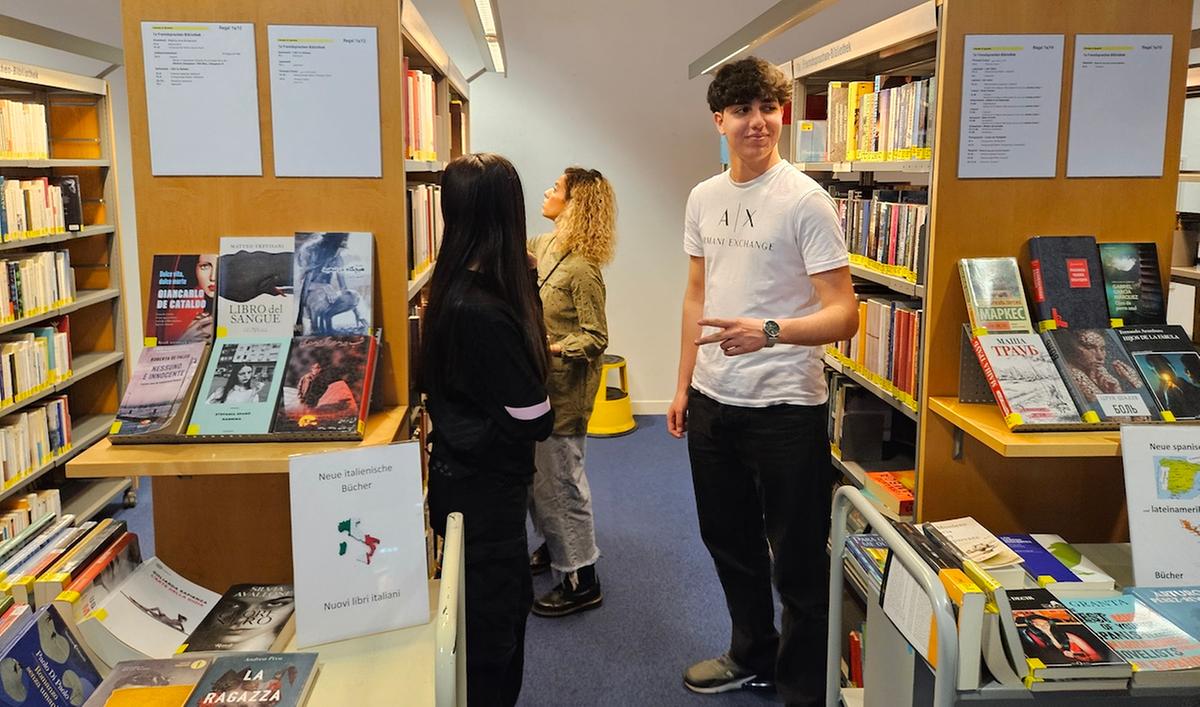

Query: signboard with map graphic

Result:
[288,442,428,647]
[1121,425,1200,587]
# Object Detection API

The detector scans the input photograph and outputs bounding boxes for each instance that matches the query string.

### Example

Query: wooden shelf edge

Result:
[67,406,410,478]
[848,263,924,297]
[927,397,1123,458]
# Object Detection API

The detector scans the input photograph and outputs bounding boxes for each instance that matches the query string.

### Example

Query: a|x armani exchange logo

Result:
[718,202,757,233]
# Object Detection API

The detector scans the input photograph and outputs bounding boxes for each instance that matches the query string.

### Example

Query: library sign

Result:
[792,0,936,78]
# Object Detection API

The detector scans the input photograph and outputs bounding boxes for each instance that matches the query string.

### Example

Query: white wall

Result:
[416,0,926,412]
[0,0,141,361]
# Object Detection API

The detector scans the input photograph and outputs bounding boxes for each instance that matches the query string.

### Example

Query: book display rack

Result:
[0,54,133,524]
[66,0,470,592]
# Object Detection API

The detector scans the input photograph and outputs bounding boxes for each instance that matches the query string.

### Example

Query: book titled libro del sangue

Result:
[187,339,290,436]
[216,237,294,339]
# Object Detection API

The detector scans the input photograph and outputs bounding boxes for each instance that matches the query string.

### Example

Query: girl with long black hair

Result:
[421,153,554,707]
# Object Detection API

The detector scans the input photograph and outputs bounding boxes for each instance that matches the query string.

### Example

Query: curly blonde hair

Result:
[554,167,616,266]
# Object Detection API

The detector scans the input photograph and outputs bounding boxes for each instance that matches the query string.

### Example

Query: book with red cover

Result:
[865,471,915,516]
[144,254,218,345]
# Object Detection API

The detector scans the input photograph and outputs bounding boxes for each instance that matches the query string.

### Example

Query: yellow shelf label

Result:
[109,421,122,434]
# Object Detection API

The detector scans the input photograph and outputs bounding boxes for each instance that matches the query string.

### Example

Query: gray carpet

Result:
[109,415,788,705]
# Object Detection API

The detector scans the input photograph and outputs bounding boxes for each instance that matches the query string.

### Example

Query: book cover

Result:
[293,232,373,336]
[1025,235,1110,331]
[181,584,295,653]
[46,178,81,233]
[926,517,1022,570]
[53,532,141,625]
[216,237,293,339]
[996,533,1078,586]
[33,520,128,608]
[846,533,888,585]
[182,652,317,707]
[1126,586,1200,640]
[1115,326,1200,420]
[1062,595,1200,682]
[958,257,1034,334]
[83,656,214,707]
[971,333,1081,426]
[1029,534,1116,591]
[1098,242,1165,326]
[1042,328,1161,423]
[144,255,218,346]
[0,605,101,707]
[112,344,207,437]
[271,335,376,435]
[1007,588,1129,678]
[187,339,289,436]
[864,472,914,516]
[84,557,220,661]
[1119,425,1200,586]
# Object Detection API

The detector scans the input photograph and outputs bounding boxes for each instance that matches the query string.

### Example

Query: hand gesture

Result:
[695,318,766,356]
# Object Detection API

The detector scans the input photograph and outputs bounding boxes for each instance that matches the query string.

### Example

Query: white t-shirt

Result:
[684,160,848,407]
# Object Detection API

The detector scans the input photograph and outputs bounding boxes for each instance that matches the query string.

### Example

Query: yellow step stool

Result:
[587,354,636,437]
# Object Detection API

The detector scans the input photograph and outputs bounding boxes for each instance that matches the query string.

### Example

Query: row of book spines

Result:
[826,77,936,163]
[832,194,927,280]
[0,398,72,485]
[834,297,922,400]
[827,347,919,413]
[404,64,438,162]
[0,100,50,160]
[408,184,443,279]
[0,490,60,543]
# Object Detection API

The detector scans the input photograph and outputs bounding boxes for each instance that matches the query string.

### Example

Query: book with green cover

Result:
[958,257,1034,334]
[186,339,290,435]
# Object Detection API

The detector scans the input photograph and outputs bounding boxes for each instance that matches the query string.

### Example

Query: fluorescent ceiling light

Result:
[461,0,507,76]
[702,44,751,75]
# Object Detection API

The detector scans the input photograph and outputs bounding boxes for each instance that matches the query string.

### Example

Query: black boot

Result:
[529,543,550,576]
[531,564,602,617]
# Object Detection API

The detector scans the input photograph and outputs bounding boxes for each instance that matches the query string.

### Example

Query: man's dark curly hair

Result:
[706,56,791,114]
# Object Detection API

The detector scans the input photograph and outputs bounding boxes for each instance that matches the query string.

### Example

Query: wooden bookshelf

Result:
[0,53,132,516]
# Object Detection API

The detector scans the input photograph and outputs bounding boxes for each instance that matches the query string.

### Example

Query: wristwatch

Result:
[763,319,781,348]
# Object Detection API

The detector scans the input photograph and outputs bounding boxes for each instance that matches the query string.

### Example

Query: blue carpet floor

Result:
[110,415,788,706]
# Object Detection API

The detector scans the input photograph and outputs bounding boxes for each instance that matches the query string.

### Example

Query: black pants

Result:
[429,460,532,707]
[686,388,835,707]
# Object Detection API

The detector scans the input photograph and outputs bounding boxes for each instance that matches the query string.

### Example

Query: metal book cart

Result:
[826,486,1200,707]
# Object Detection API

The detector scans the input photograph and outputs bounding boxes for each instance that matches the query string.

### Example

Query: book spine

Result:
[970,337,1020,427]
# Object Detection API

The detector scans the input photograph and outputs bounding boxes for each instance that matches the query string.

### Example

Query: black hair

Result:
[707,56,791,114]
[420,153,549,396]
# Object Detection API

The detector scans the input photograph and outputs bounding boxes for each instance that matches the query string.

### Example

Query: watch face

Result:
[764,320,781,337]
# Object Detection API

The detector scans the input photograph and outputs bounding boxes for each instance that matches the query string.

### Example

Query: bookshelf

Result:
[789,0,1192,541]
[65,0,471,591]
[0,56,131,522]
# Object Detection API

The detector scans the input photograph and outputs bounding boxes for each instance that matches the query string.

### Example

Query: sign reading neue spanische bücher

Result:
[1120,425,1200,587]
[289,442,428,647]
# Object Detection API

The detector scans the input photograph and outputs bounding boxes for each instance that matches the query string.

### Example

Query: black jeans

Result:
[686,388,835,707]
[429,459,533,707]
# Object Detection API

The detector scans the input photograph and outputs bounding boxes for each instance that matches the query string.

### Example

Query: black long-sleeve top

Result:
[426,278,554,479]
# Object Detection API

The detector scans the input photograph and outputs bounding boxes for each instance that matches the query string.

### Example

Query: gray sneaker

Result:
[682,653,773,694]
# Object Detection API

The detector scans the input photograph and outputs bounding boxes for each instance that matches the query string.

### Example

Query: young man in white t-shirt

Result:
[669,57,858,706]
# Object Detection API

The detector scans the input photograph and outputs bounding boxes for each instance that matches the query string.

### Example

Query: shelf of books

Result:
[0,52,132,531]
[825,350,918,420]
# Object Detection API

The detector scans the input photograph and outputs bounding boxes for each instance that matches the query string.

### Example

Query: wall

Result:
[0,0,141,361]
[416,0,927,412]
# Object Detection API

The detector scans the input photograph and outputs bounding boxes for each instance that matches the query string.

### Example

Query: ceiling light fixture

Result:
[460,0,507,77]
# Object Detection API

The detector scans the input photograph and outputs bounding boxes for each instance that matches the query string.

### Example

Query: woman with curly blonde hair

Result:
[527,166,616,617]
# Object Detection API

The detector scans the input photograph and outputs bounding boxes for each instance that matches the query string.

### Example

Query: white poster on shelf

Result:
[268,25,382,177]
[141,22,262,176]
[1067,35,1173,177]
[958,35,1065,179]
[289,442,429,647]
[1120,425,1200,587]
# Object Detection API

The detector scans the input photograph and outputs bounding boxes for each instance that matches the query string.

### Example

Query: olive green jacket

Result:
[531,233,608,436]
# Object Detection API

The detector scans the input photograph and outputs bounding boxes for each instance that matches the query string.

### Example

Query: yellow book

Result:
[845,81,875,162]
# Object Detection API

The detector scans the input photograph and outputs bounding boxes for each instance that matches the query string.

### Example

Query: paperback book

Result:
[271,335,377,436]
[1126,586,1200,640]
[78,557,220,665]
[1029,534,1116,592]
[83,655,214,707]
[144,255,218,345]
[47,177,81,233]
[1005,588,1130,681]
[293,232,373,336]
[216,237,293,339]
[0,605,102,707]
[180,584,295,653]
[1098,242,1165,327]
[187,339,290,436]
[1062,594,1200,687]
[1042,328,1161,423]
[997,533,1080,587]
[958,257,1034,334]
[971,333,1081,426]
[1026,235,1110,331]
[182,652,318,707]
[1115,326,1200,420]
[111,344,207,439]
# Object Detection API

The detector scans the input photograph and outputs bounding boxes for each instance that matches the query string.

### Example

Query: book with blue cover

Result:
[1126,586,1200,641]
[0,604,101,706]
[997,533,1078,585]
[186,339,290,436]
[846,533,888,587]
[1062,594,1200,687]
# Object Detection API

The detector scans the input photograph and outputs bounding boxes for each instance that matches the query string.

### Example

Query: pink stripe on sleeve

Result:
[504,397,551,421]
